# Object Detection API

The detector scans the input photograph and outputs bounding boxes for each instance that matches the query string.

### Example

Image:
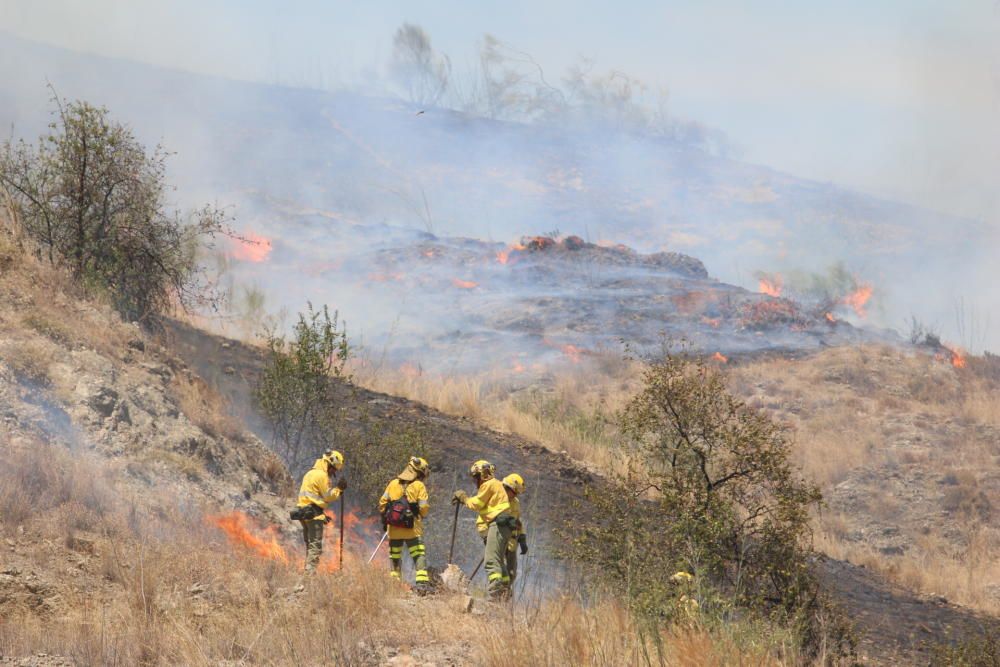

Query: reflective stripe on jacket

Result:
[297,458,342,521]
[465,478,509,523]
[378,478,429,539]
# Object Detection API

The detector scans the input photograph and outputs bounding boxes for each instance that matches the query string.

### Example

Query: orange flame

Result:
[368,272,405,283]
[841,284,873,318]
[497,243,526,265]
[230,233,272,263]
[758,275,783,298]
[944,344,967,368]
[207,512,289,564]
[825,312,837,323]
[512,361,526,373]
[701,316,721,328]
[712,352,728,363]
[451,278,479,289]
[399,362,421,378]
[561,344,583,363]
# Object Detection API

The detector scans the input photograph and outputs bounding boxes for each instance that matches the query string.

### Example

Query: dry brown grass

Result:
[356,343,1000,617]
[350,350,640,471]
[0,438,809,666]
[169,371,247,442]
[731,346,1000,615]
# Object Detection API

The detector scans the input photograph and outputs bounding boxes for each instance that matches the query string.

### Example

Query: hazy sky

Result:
[4,1,999,223]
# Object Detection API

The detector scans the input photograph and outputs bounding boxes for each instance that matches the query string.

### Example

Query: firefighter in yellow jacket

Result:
[501,473,528,594]
[296,450,347,572]
[378,457,431,589]
[453,460,514,598]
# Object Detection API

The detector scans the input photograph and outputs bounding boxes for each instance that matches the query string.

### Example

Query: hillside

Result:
[2,219,1000,666]
[1,31,992,359]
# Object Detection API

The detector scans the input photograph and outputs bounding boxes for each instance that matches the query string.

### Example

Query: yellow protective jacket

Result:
[378,478,429,539]
[297,458,342,522]
[477,492,523,537]
[465,477,510,527]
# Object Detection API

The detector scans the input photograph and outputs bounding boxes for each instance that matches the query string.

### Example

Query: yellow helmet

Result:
[502,473,525,495]
[409,456,430,477]
[322,450,344,471]
[469,459,495,480]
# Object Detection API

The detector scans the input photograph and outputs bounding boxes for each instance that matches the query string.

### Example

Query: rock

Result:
[139,362,172,383]
[65,536,96,555]
[439,563,467,592]
[86,385,118,418]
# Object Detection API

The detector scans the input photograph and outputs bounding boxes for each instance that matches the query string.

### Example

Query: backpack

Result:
[384,481,417,529]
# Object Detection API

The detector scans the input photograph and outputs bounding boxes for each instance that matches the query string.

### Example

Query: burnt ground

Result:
[162,320,1000,665]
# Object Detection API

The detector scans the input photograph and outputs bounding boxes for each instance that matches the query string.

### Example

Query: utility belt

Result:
[290,503,324,521]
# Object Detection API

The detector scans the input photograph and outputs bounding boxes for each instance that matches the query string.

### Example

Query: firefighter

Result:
[501,473,528,595]
[296,450,347,572]
[452,460,514,598]
[378,456,431,589]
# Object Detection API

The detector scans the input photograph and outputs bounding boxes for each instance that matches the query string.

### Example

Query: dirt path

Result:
[163,320,999,664]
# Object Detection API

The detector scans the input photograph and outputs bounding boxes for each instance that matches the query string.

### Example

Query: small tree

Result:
[390,23,451,107]
[571,351,824,626]
[0,93,228,322]
[255,304,349,466]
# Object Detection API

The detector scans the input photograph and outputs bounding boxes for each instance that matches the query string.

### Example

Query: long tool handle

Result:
[367,531,388,564]
[469,557,484,580]
[338,494,345,569]
[448,502,460,564]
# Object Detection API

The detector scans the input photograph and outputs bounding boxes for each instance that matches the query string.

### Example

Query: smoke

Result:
[0,18,996,358]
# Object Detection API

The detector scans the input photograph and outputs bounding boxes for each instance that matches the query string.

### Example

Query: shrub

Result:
[569,351,847,657]
[254,303,349,467]
[0,93,228,323]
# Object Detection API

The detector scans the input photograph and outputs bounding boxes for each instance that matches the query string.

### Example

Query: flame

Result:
[316,509,372,573]
[368,272,405,283]
[451,278,479,289]
[701,316,721,328]
[230,233,272,263]
[841,284,873,318]
[422,249,436,258]
[825,312,837,323]
[561,344,583,363]
[944,344,966,368]
[207,512,289,564]
[399,362,421,378]
[512,361,526,373]
[497,243,526,265]
[758,275,783,297]
[208,510,383,573]
[712,352,728,363]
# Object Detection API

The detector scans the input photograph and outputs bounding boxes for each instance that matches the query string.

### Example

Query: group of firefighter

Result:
[295,450,528,599]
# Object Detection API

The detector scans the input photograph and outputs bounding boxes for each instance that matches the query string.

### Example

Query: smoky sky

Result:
[1,3,998,354]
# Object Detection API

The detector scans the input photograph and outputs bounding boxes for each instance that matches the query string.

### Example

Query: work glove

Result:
[518,534,528,555]
[452,490,468,505]
[336,477,348,491]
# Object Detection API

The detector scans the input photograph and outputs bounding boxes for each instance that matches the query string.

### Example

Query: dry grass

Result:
[480,596,800,666]
[730,346,1000,615]
[350,350,640,471]
[357,343,1000,616]
[0,437,814,666]
[169,371,247,442]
